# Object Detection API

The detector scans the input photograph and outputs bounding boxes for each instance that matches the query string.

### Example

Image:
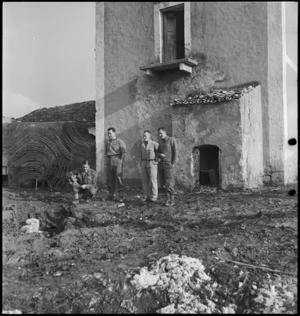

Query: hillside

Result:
[17,100,95,126]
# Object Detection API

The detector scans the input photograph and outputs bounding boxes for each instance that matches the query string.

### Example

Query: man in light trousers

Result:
[140,130,159,202]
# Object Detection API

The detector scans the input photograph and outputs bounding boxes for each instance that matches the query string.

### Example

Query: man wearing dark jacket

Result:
[157,127,178,206]
[66,159,98,204]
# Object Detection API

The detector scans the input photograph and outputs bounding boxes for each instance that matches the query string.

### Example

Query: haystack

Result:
[3,121,95,189]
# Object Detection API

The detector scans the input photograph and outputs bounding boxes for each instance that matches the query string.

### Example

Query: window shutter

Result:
[163,12,176,62]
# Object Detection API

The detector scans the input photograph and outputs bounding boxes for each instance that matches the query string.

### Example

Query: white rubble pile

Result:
[2,310,22,314]
[253,278,297,314]
[130,254,237,314]
[21,218,42,234]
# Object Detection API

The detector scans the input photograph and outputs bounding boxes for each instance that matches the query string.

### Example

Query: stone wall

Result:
[240,86,264,188]
[267,2,285,184]
[172,99,243,190]
[285,146,298,184]
[97,2,173,184]
[95,2,285,187]
[172,86,263,190]
[190,2,268,106]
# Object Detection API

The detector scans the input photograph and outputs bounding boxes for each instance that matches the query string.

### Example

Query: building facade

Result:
[95,2,297,189]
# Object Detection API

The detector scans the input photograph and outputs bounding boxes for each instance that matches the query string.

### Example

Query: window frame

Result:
[154,2,191,63]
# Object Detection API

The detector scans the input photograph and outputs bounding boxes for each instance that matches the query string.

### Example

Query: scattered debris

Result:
[215,249,297,276]
[130,254,239,313]
[2,185,297,314]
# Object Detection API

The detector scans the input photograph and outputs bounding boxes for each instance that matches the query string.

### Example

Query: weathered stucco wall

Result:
[285,146,298,184]
[172,86,264,190]
[95,2,105,182]
[98,2,223,184]
[267,2,285,184]
[172,100,243,190]
[102,2,159,185]
[240,86,264,188]
[191,2,269,168]
[283,2,298,185]
[95,2,286,187]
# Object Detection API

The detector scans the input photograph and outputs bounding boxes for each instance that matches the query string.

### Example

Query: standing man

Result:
[105,127,126,202]
[157,127,178,206]
[66,159,98,204]
[140,130,159,203]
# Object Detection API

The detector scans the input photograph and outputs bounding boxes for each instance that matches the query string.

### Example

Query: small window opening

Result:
[198,145,219,187]
[162,5,184,62]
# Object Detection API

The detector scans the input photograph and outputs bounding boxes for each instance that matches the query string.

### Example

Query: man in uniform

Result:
[66,159,98,204]
[140,130,159,203]
[105,127,126,202]
[157,127,178,206]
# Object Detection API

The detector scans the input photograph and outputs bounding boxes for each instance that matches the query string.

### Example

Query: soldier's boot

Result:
[169,194,175,206]
[107,191,116,201]
[165,192,171,206]
[86,195,95,203]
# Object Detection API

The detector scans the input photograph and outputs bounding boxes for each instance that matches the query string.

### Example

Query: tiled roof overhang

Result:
[171,85,257,107]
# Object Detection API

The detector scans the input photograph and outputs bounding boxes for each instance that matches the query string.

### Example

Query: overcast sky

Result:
[3,2,95,118]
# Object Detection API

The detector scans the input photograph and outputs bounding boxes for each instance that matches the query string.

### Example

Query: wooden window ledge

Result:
[140,57,197,75]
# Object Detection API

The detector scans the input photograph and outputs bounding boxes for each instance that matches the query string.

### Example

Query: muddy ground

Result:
[2,184,298,314]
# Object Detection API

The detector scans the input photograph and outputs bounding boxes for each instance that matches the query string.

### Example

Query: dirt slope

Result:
[2,185,297,314]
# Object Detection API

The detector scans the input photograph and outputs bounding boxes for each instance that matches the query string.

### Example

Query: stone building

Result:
[95,2,297,190]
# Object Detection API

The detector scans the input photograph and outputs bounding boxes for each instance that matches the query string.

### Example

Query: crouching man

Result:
[66,159,98,204]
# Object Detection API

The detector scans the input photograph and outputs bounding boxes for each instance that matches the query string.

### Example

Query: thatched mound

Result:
[3,121,95,189]
[18,100,95,127]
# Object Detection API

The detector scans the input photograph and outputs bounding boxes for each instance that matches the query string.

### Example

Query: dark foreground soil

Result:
[2,185,298,314]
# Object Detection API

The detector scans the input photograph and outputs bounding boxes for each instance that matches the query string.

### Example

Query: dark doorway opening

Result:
[19,179,49,189]
[2,174,9,185]
[198,145,219,186]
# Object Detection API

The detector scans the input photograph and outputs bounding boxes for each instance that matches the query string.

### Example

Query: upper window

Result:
[161,5,184,62]
[140,2,196,74]
[154,2,191,63]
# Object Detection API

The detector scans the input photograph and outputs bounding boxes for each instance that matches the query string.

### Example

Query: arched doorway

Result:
[198,145,219,186]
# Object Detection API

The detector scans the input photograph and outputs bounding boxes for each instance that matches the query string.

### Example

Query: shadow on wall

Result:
[100,52,227,123]
[103,68,193,118]
[98,60,231,186]
[105,79,138,117]
[97,71,182,186]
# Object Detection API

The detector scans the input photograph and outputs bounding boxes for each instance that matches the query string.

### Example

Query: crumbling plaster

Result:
[172,100,243,190]
[95,2,285,187]
[191,2,271,173]
[240,86,264,188]
[267,2,285,184]
[172,86,263,190]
